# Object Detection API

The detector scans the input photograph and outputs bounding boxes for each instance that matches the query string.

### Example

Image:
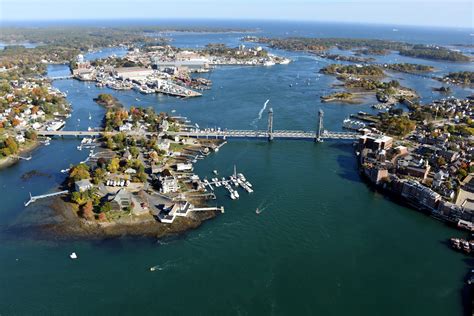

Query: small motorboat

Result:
[256,208,261,214]
[69,252,78,259]
[213,170,218,175]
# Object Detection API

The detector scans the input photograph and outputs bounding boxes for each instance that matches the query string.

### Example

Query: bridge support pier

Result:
[315,109,324,143]
[267,108,274,141]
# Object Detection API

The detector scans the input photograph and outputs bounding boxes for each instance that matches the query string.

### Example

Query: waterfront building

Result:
[114,67,154,81]
[363,165,389,185]
[401,180,441,211]
[358,133,393,152]
[176,163,193,172]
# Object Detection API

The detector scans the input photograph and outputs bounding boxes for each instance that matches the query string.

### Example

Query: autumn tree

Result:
[82,200,94,221]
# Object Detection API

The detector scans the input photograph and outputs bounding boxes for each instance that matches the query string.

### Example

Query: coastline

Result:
[0,140,40,170]
[16,196,220,240]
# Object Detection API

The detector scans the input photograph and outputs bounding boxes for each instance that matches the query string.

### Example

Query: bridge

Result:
[49,75,74,80]
[36,109,360,141]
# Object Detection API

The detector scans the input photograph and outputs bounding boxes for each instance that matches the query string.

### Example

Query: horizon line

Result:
[0,17,473,31]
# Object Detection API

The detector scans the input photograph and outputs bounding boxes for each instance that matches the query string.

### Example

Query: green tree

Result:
[69,163,90,182]
[107,158,120,173]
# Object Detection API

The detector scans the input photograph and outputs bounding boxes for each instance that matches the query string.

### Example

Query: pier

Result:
[25,190,69,207]
[12,155,32,161]
[192,206,225,213]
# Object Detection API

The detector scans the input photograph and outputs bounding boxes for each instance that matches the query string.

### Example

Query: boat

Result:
[256,208,261,214]
[69,252,78,259]
[88,112,92,120]
[263,60,275,66]
[230,192,236,200]
[234,191,240,199]
[149,265,159,272]
[342,118,366,131]
[213,170,218,175]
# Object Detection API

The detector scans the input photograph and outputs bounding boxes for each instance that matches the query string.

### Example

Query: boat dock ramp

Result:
[24,190,69,207]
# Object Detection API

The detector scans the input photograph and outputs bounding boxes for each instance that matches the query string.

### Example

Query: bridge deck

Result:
[37,129,359,140]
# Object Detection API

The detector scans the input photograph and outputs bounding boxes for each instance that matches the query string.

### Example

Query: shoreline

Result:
[6,196,220,241]
[0,140,40,170]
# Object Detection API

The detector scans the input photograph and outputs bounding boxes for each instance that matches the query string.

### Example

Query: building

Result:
[401,180,441,211]
[176,163,193,172]
[455,174,474,211]
[75,179,93,192]
[109,189,132,211]
[363,165,389,185]
[358,134,393,152]
[157,138,170,151]
[159,176,179,194]
[114,67,154,81]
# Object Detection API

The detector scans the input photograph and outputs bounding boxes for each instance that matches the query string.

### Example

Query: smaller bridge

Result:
[49,75,74,80]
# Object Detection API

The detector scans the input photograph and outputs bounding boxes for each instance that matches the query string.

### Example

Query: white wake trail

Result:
[251,99,270,128]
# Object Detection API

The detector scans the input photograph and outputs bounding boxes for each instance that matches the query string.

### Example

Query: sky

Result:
[0,0,473,28]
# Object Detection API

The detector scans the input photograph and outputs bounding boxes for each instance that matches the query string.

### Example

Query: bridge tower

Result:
[267,108,274,141]
[316,109,324,142]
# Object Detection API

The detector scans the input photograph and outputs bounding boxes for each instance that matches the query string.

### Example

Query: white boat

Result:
[234,191,240,199]
[263,60,275,66]
[69,252,78,259]
[230,192,236,200]
[256,208,261,214]
[342,118,366,131]
[213,170,218,175]
[88,112,92,120]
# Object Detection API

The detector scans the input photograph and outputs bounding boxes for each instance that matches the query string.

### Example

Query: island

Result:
[243,37,471,62]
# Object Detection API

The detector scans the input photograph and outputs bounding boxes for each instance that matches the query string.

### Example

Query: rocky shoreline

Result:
[5,196,219,240]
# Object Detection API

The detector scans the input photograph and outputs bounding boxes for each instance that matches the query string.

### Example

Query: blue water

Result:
[0,21,473,315]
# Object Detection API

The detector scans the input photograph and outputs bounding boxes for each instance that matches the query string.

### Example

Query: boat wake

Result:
[250,99,270,128]
[149,260,179,272]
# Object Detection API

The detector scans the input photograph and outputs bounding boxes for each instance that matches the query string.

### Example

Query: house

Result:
[433,170,449,187]
[109,189,132,211]
[159,176,179,194]
[160,120,169,132]
[119,122,133,132]
[15,134,25,143]
[157,138,170,151]
[75,179,93,192]
[122,150,132,160]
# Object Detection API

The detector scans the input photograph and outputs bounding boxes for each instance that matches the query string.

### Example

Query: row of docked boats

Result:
[204,171,254,200]
[450,237,474,253]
